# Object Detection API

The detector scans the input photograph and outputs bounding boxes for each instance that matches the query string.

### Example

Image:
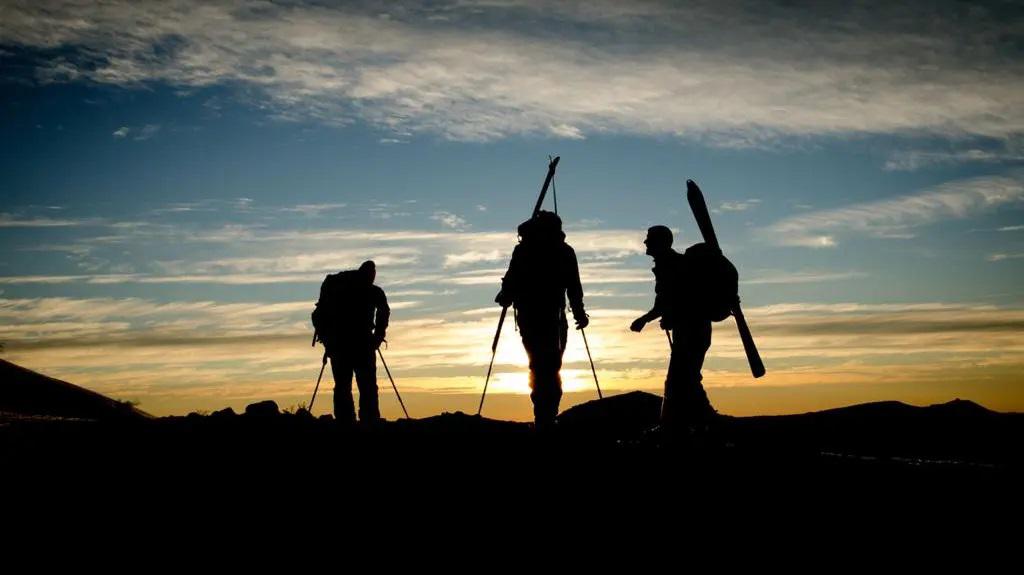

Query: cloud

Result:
[110,124,161,140]
[719,199,761,212]
[549,123,584,140]
[987,253,1024,262]
[0,226,652,289]
[0,214,81,227]
[763,175,1024,247]
[431,211,469,230]
[998,225,1023,232]
[444,250,506,268]
[745,271,868,285]
[279,203,347,216]
[884,139,1024,171]
[3,1,1023,143]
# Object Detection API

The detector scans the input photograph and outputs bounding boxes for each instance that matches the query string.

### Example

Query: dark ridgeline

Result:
[3,360,1020,484]
[311,259,391,423]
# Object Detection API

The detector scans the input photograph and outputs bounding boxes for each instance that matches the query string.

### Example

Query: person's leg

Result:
[330,350,356,424]
[354,346,380,422]
[523,320,563,428]
[681,321,714,422]
[662,321,713,432]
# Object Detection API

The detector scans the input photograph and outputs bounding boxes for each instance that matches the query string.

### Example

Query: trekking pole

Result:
[579,327,602,399]
[309,352,328,412]
[665,330,673,348]
[377,348,410,419]
[477,305,507,415]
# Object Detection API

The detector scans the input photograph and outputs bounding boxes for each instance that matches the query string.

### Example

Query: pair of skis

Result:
[477,157,604,416]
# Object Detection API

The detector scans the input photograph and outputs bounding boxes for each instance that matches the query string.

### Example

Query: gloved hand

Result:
[630,317,646,332]
[574,313,589,330]
[373,332,386,350]
[494,289,513,308]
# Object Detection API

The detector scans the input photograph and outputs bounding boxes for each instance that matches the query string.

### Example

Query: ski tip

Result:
[686,179,700,191]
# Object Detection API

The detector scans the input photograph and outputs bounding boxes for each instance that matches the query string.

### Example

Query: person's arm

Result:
[631,267,663,332]
[495,245,521,307]
[374,287,390,346]
[565,246,588,329]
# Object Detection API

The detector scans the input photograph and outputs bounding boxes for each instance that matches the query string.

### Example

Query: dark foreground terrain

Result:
[2,358,1021,526]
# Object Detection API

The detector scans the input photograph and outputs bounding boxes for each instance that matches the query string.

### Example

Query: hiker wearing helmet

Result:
[495,210,588,429]
[630,225,716,435]
[312,260,390,423]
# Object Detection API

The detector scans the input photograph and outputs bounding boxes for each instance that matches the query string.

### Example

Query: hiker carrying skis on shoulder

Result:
[630,225,717,436]
[496,210,588,430]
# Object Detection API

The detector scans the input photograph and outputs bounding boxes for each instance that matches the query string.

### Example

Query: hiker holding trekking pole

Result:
[496,211,589,430]
[311,260,391,424]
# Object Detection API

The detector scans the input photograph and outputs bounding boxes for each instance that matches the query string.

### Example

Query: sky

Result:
[1,0,1022,419]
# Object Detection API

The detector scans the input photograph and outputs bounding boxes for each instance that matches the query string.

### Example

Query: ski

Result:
[686,179,766,378]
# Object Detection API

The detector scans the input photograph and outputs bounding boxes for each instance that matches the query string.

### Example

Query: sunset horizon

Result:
[2,0,1023,421]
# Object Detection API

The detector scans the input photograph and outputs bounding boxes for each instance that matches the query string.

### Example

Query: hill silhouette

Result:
[0,359,149,421]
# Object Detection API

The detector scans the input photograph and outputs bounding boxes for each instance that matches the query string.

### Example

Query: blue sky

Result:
[1,0,1022,417]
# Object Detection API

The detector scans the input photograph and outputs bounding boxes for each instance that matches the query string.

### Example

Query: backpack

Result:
[311,270,360,339]
[683,242,738,322]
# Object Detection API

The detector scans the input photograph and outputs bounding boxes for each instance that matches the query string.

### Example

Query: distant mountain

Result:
[0,359,149,421]
[800,398,996,419]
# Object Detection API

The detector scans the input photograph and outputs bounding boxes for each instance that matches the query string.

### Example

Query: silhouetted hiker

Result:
[630,225,716,436]
[495,210,588,429]
[312,260,390,424]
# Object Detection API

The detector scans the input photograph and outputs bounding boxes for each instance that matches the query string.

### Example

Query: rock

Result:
[211,407,237,418]
[244,400,280,417]
[557,391,662,438]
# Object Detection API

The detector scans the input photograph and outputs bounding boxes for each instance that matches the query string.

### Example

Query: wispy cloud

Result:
[444,250,505,268]
[279,203,347,216]
[988,253,1024,262]
[3,1,1023,143]
[763,175,1024,247]
[0,214,81,227]
[431,211,469,230]
[745,271,868,285]
[884,141,1024,171]
[998,225,1024,232]
[111,124,161,141]
[718,199,761,212]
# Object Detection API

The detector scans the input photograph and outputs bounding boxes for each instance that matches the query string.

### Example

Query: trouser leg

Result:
[329,352,356,424]
[522,315,568,427]
[662,321,713,431]
[354,349,380,422]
